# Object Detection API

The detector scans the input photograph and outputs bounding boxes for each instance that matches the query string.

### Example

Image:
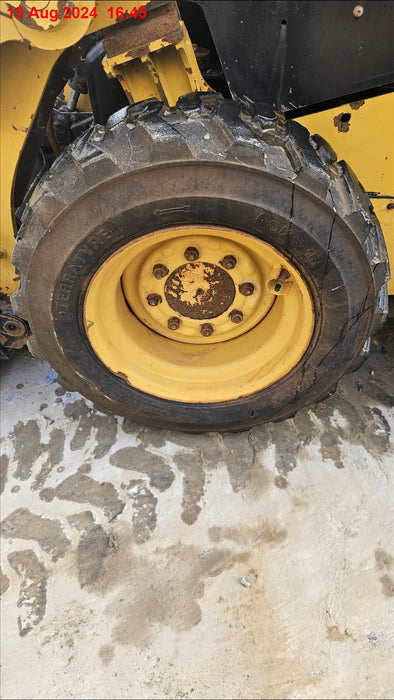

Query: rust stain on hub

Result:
[165,262,235,320]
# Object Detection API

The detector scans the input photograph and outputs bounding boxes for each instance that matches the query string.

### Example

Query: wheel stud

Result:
[153,264,169,279]
[239,282,254,296]
[200,323,214,337]
[230,309,243,323]
[147,294,162,306]
[220,255,236,270]
[184,247,199,261]
[168,317,181,330]
[274,268,290,292]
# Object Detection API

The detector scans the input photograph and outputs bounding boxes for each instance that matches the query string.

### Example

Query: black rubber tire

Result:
[11,95,389,431]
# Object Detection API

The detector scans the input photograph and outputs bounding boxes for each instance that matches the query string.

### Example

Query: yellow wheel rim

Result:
[84,226,314,403]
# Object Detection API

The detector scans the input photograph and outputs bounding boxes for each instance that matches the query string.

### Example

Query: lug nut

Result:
[274,268,290,292]
[168,317,181,330]
[153,264,169,279]
[184,247,199,261]
[200,323,214,337]
[220,255,236,270]
[239,282,255,296]
[147,294,162,306]
[230,309,243,324]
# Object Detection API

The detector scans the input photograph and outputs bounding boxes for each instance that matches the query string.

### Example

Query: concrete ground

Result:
[1,318,393,700]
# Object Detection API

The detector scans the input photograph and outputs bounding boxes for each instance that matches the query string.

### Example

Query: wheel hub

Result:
[121,231,274,343]
[84,226,314,402]
[164,262,235,320]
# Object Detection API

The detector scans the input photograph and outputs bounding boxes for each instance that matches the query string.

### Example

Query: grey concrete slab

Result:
[1,319,393,699]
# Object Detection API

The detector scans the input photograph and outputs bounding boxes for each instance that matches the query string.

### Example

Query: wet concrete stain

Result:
[121,418,143,435]
[363,407,391,454]
[144,428,269,498]
[48,509,117,589]
[108,543,249,647]
[99,643,115,666]
[92,414,118,459]
[291,410,316,448]
[221,433,255,492]
[77,524,112,588]
[243,423,269,452]
[254,400,376,475]
[110,446,174,492]
[274,475,288,489]
[379,575,394,597]
[361,378,394,407]
[64,400,93,451]
[375,548,394,597]
[141,429,226,472]
[174,452,205,525]
[8,549,47,636]
[326,625,354,642]
[63,400,118,459]
[12,419,42,481]
[128,481,158,543]
[1,508,70,562]
[0,453,9,494]
[252,420,305,485]
[316,394,391,469]
[42,470,125,521]
[67,510,95,532]
[79,463,92,474]
[270,422,300,473]
[320,424,344,469]
[375,548,393,571]
[66,510,117,588]
[39,487,57,502]
[0,317,392,664]
[148,428,267,515]
[209,521,287,547]
[32,428,65,490]
[250,379,393,477]
[0,565,10,596]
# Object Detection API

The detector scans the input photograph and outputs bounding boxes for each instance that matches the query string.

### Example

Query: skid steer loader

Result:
[0,0,393,431]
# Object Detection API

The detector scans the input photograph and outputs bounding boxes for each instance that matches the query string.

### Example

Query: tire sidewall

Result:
[27,161,374,430]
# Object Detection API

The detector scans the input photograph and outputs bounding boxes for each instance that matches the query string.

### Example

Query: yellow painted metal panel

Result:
[298,93,394,293]
[0,42,62,294]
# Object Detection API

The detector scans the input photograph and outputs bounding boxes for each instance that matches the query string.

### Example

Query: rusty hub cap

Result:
[164,262,235,320]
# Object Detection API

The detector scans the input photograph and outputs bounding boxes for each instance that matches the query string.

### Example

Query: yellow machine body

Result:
[0,0,393,301]
[299,94,394,294]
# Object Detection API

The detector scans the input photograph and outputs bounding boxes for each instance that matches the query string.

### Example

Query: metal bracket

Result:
[102,1,211,107]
